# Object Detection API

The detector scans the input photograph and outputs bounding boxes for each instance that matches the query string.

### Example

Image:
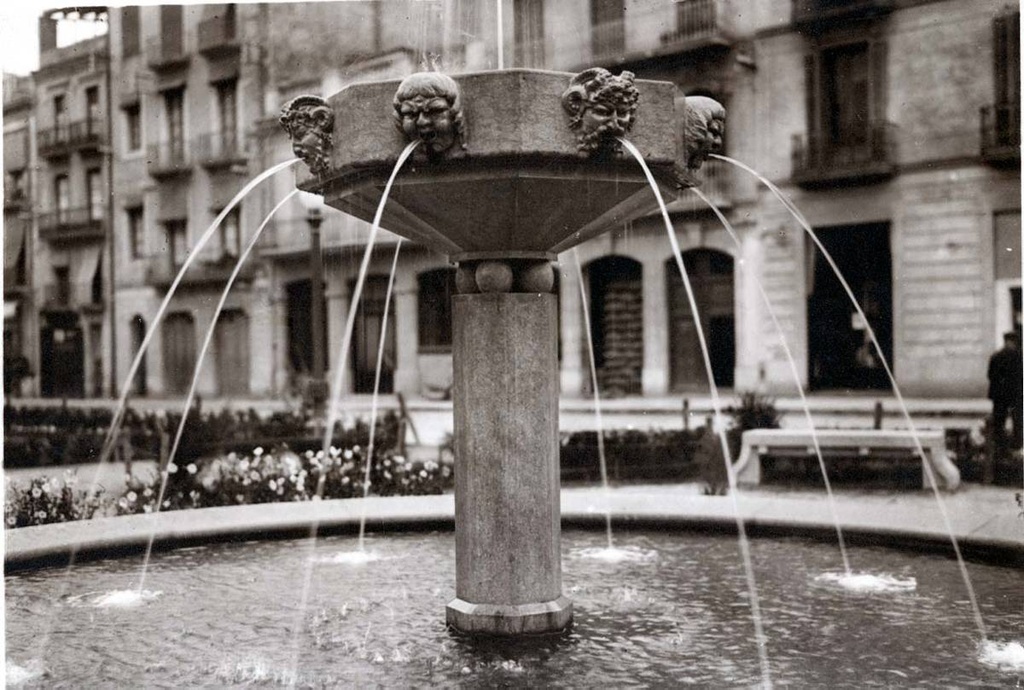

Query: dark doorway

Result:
[667,250,736,390]
[162,312,196,394]
[350,276,396,394]
[131,315,148,396]
[216,309,250,396]
[286,279,328,379]
[807,223,893,390]
[40,312,84,398]
[586,256,643,397]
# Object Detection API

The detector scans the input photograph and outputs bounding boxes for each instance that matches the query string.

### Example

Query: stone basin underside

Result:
[321,158,674,260]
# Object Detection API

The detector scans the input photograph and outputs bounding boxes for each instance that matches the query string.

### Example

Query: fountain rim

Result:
[6,491,1022,573]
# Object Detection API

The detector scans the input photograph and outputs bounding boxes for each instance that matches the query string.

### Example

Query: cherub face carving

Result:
[683,96,726,172]
[562,68,640,157]
[393,72,464,157]
[279,95,335,176]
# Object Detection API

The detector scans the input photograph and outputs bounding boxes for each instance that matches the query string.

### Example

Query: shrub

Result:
[5,473,105,528]
[728,392,783,432]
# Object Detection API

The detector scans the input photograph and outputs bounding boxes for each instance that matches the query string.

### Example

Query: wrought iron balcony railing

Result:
[38,206,107,243]
[146,37,190,71]
[980,102,1020,166]
[197,14,240,58]
[37,120,105,157]
[197,131,247,170]
[792,122,897,188]
[147,141,193,179]
[146,253,256,289]
[792,0,894,30]
[659,0,733,51]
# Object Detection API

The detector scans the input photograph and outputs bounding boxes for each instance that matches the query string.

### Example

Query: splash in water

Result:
[319,550,385,565]
[6,659,45,686]
[978,640,1024,673]
[814,572,916,593]
[571,546,659,564]
[90,589,163,608]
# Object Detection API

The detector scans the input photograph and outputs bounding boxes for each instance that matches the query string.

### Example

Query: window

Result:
[218,207,241,258]
[591,0,625,59]
[54,175,69,220]
[86,168,103,221]
[53,94,68,129]
[121,6,140,57]
[805,38,887,152]
[90,257,103,305]
[417,268,457,351]
[215,80,237,153]
[164,88,185,155]
[123,103,141,151]
[127,206,144,259]
[161,4,184,57]
[514,0,544,68]
[166,220,188,269]
[85,86,101,135]
[994,11,1021,105]
[54,266,71,303]
[8,170,24,199]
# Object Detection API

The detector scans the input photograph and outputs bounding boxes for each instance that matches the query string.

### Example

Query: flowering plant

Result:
[4,472,105,527]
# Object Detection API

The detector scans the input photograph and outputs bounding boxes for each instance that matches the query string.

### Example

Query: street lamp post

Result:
[300,192,328,415]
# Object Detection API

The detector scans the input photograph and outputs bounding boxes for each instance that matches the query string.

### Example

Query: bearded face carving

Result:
[561,68,640,158]
[279,95,335,177]
[393,72,465,158]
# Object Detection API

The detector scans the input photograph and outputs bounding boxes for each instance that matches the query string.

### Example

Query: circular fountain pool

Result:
[7,529,1023,687]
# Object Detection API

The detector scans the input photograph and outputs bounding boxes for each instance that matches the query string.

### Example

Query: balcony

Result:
[145,254,255,289]
[980,103,1020,167]
[146,37,190,72]
[37,120,105,158]
[38,206,107,243]
[198,14,240,59]
[659,0,733,52]
[4,185,27,212]
[197,131,247,171]
[147,141,193,179]
[791,122,897,188]
[793,0,894,32]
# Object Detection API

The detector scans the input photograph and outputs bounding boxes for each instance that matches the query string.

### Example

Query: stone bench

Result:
[733,429,960,491]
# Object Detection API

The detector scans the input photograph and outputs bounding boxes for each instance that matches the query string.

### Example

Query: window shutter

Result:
[994,15,1008,103]
[868,39,888,124]
[804,52,821,137]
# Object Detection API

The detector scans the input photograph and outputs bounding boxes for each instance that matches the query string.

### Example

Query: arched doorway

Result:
[666,249,735,390]
[162,312,196,394]
[130,315,148,396]
[351,276,396,394]
[215,309,250,396]
[586,256,643,397]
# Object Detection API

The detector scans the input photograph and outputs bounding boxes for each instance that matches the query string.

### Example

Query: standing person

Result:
[987,332,1024,456]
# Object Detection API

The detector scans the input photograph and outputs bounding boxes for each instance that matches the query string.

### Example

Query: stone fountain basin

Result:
[5,491,1023,687]
[298,69,682,260]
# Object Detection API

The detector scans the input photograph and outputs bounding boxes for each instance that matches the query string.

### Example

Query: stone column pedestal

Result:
[446,291,572,635]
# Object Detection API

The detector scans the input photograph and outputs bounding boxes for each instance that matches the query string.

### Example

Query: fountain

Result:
[278,67,721,635]
[6,64,1024,687]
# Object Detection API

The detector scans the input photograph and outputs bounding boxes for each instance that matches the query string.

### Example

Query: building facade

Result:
[5,1,1019,403]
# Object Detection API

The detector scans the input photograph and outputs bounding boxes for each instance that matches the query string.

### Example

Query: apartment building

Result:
[7,1,1017,403]
[30,10,112,399]
[4,73,36,396]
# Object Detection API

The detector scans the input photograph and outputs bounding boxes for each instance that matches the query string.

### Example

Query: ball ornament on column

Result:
[455,264,479,294]
[475,261,514,293]
[516,261,555,293]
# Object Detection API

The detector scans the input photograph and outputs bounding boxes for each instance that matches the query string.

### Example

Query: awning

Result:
[4,219,25,272]
[207,54,240,84]
[158,183,189,221]
[71,244,102,304]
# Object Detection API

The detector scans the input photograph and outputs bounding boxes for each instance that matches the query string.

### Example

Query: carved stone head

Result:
[393,72,465,157]
[279,95,335,177]
[683,96,726,171]
[561,68,640,157]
